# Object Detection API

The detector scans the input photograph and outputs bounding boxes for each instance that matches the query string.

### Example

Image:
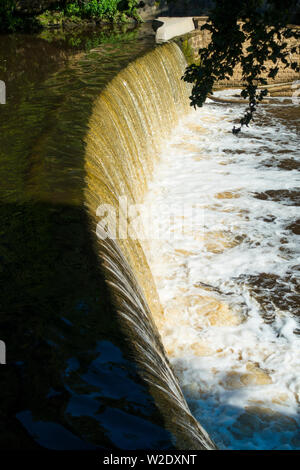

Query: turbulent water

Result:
[142,92,300,450]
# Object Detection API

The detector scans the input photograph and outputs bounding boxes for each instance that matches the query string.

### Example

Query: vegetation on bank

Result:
[183,0,300,133]
[0,0,141,33]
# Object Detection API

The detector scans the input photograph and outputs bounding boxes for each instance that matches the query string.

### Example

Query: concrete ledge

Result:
[155,17,195,42]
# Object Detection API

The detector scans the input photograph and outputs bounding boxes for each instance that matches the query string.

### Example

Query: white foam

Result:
[142,98,300,450]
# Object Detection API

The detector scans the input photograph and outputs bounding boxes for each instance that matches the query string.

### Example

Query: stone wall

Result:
[186,17,300,86]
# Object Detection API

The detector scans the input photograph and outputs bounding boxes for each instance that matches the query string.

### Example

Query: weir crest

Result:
[84,42,216,450]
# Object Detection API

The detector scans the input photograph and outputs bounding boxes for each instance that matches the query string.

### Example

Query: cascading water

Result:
[84,43,216,450]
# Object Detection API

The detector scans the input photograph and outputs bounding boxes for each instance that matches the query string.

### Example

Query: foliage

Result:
[0,0,22,32]
[180,36,196,66]
[64,0,140,20]
[182,0,300,133]
[0,0,48,32]
[66,0,121,19]
[0,0,140,33]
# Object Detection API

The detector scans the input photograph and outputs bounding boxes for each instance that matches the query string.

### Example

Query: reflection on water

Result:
[0,25,178,449]
[0,25,155,205]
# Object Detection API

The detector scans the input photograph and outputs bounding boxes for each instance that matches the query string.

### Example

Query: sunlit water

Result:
[142,94,300,450]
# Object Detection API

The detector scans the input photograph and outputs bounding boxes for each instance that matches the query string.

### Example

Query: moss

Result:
[181,38,195,65]
[173,34,198,66]
[38,10,65,28]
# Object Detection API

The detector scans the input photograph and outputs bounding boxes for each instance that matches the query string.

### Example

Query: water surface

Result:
[143,94,300,450]
[0,25,177,450]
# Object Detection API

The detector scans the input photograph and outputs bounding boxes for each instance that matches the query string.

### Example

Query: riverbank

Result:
[0,0,142,33]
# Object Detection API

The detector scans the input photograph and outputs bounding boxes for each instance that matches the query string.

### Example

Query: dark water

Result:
[0,25,176,450]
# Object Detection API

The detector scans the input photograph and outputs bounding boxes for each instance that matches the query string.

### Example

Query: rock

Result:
[223,364,273,390]
[155,16,195,42]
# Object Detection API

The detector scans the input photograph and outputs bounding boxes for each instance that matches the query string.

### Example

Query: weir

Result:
[1,10,299,451]
[1,21,298,450]
[84,43,216,449]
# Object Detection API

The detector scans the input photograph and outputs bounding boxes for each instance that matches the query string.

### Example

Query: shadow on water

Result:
[0,202,173,450]
[186,394,300,450]
[0,25,175,449]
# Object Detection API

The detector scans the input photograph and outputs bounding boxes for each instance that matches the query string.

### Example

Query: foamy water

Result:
[142,93,300,450]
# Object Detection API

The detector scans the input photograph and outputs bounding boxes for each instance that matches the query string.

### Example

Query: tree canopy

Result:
[182,0,300,133]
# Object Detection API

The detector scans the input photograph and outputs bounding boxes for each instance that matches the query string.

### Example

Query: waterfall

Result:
[84,43,216,450]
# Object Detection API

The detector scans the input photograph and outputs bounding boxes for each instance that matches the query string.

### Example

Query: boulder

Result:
[155,16,195,42]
